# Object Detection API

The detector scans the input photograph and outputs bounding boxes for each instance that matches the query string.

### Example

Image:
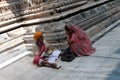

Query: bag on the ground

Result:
[60,47,76,62]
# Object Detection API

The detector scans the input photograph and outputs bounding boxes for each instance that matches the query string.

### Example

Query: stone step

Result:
[23,34,34,39]
[56,1,87,13]
[24,38,35,43]
[0,44,26,64]
[87,11,120,38]
[0,27,27,44]
[44,31,67,43]
[0,51,32,69]
[48,41,68,49]
[0,36,24,53]
[90,18,120,43]
[79,3,120,30]
[0,22,23,34]
[0,33,11,44]
[25,43,38,55]
[23,34,34,43]
[0,27,28,56]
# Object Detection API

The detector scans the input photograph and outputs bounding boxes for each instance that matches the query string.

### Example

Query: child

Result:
[33,31,61,69]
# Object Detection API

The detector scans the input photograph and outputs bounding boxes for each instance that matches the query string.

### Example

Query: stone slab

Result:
[0,36,24,53]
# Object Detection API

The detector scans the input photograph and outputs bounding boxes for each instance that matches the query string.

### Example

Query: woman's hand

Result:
[68,41,74,45]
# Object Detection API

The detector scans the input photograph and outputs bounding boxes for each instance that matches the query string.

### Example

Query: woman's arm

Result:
[37,44,46,56]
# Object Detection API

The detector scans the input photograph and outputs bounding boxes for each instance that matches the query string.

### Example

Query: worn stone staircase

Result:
[0,0,120,69]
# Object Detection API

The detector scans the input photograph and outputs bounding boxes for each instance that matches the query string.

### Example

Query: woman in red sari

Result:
[65,24,96,57]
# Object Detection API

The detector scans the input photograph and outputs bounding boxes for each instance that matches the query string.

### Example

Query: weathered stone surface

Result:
[0,0,87,22]
[0,36,24,53]
[7,27,27,37]
[1,22,120,80]
[64,0,120,26]
[1,0,120,52]
[0,33,10,44]
[34,0,120,49]
[44,31,66,43]
[86,11,120,37]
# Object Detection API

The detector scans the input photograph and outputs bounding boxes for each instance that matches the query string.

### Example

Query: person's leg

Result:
[50,63,61,69]
[41,61,61,69]
[37,57,61,69]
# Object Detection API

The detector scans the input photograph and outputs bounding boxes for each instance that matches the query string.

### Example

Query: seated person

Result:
[33,31,61,69]
[64,24,96,56]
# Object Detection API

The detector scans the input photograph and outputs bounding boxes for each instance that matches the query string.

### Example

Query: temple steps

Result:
[0,0,108,27]
[0,0,120,69]
[0,44,26,64]
[0,27,27,53]
[23,34,34,44]
[86,11,120,38]
[0,36,24,53]
[78,4,120,30]
[0,0,118,52]
[22,0,120,51]
[0,0,87,23]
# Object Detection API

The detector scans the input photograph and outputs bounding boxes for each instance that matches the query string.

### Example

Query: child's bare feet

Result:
[51,63,61,69]
[56,66,61,69]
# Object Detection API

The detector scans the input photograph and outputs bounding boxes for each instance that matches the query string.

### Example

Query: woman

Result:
[65,24,96,57]
[33,31,61,69]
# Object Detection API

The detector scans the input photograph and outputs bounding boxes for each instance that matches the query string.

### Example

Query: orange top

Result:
[34,31,43,41]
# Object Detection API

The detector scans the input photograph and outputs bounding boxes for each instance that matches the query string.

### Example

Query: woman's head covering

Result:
[65,23,74,33]
[65,23,72,29]
[34,31,43,41]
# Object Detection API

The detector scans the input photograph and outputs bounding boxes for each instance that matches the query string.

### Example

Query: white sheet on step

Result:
[48,50,61,63]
